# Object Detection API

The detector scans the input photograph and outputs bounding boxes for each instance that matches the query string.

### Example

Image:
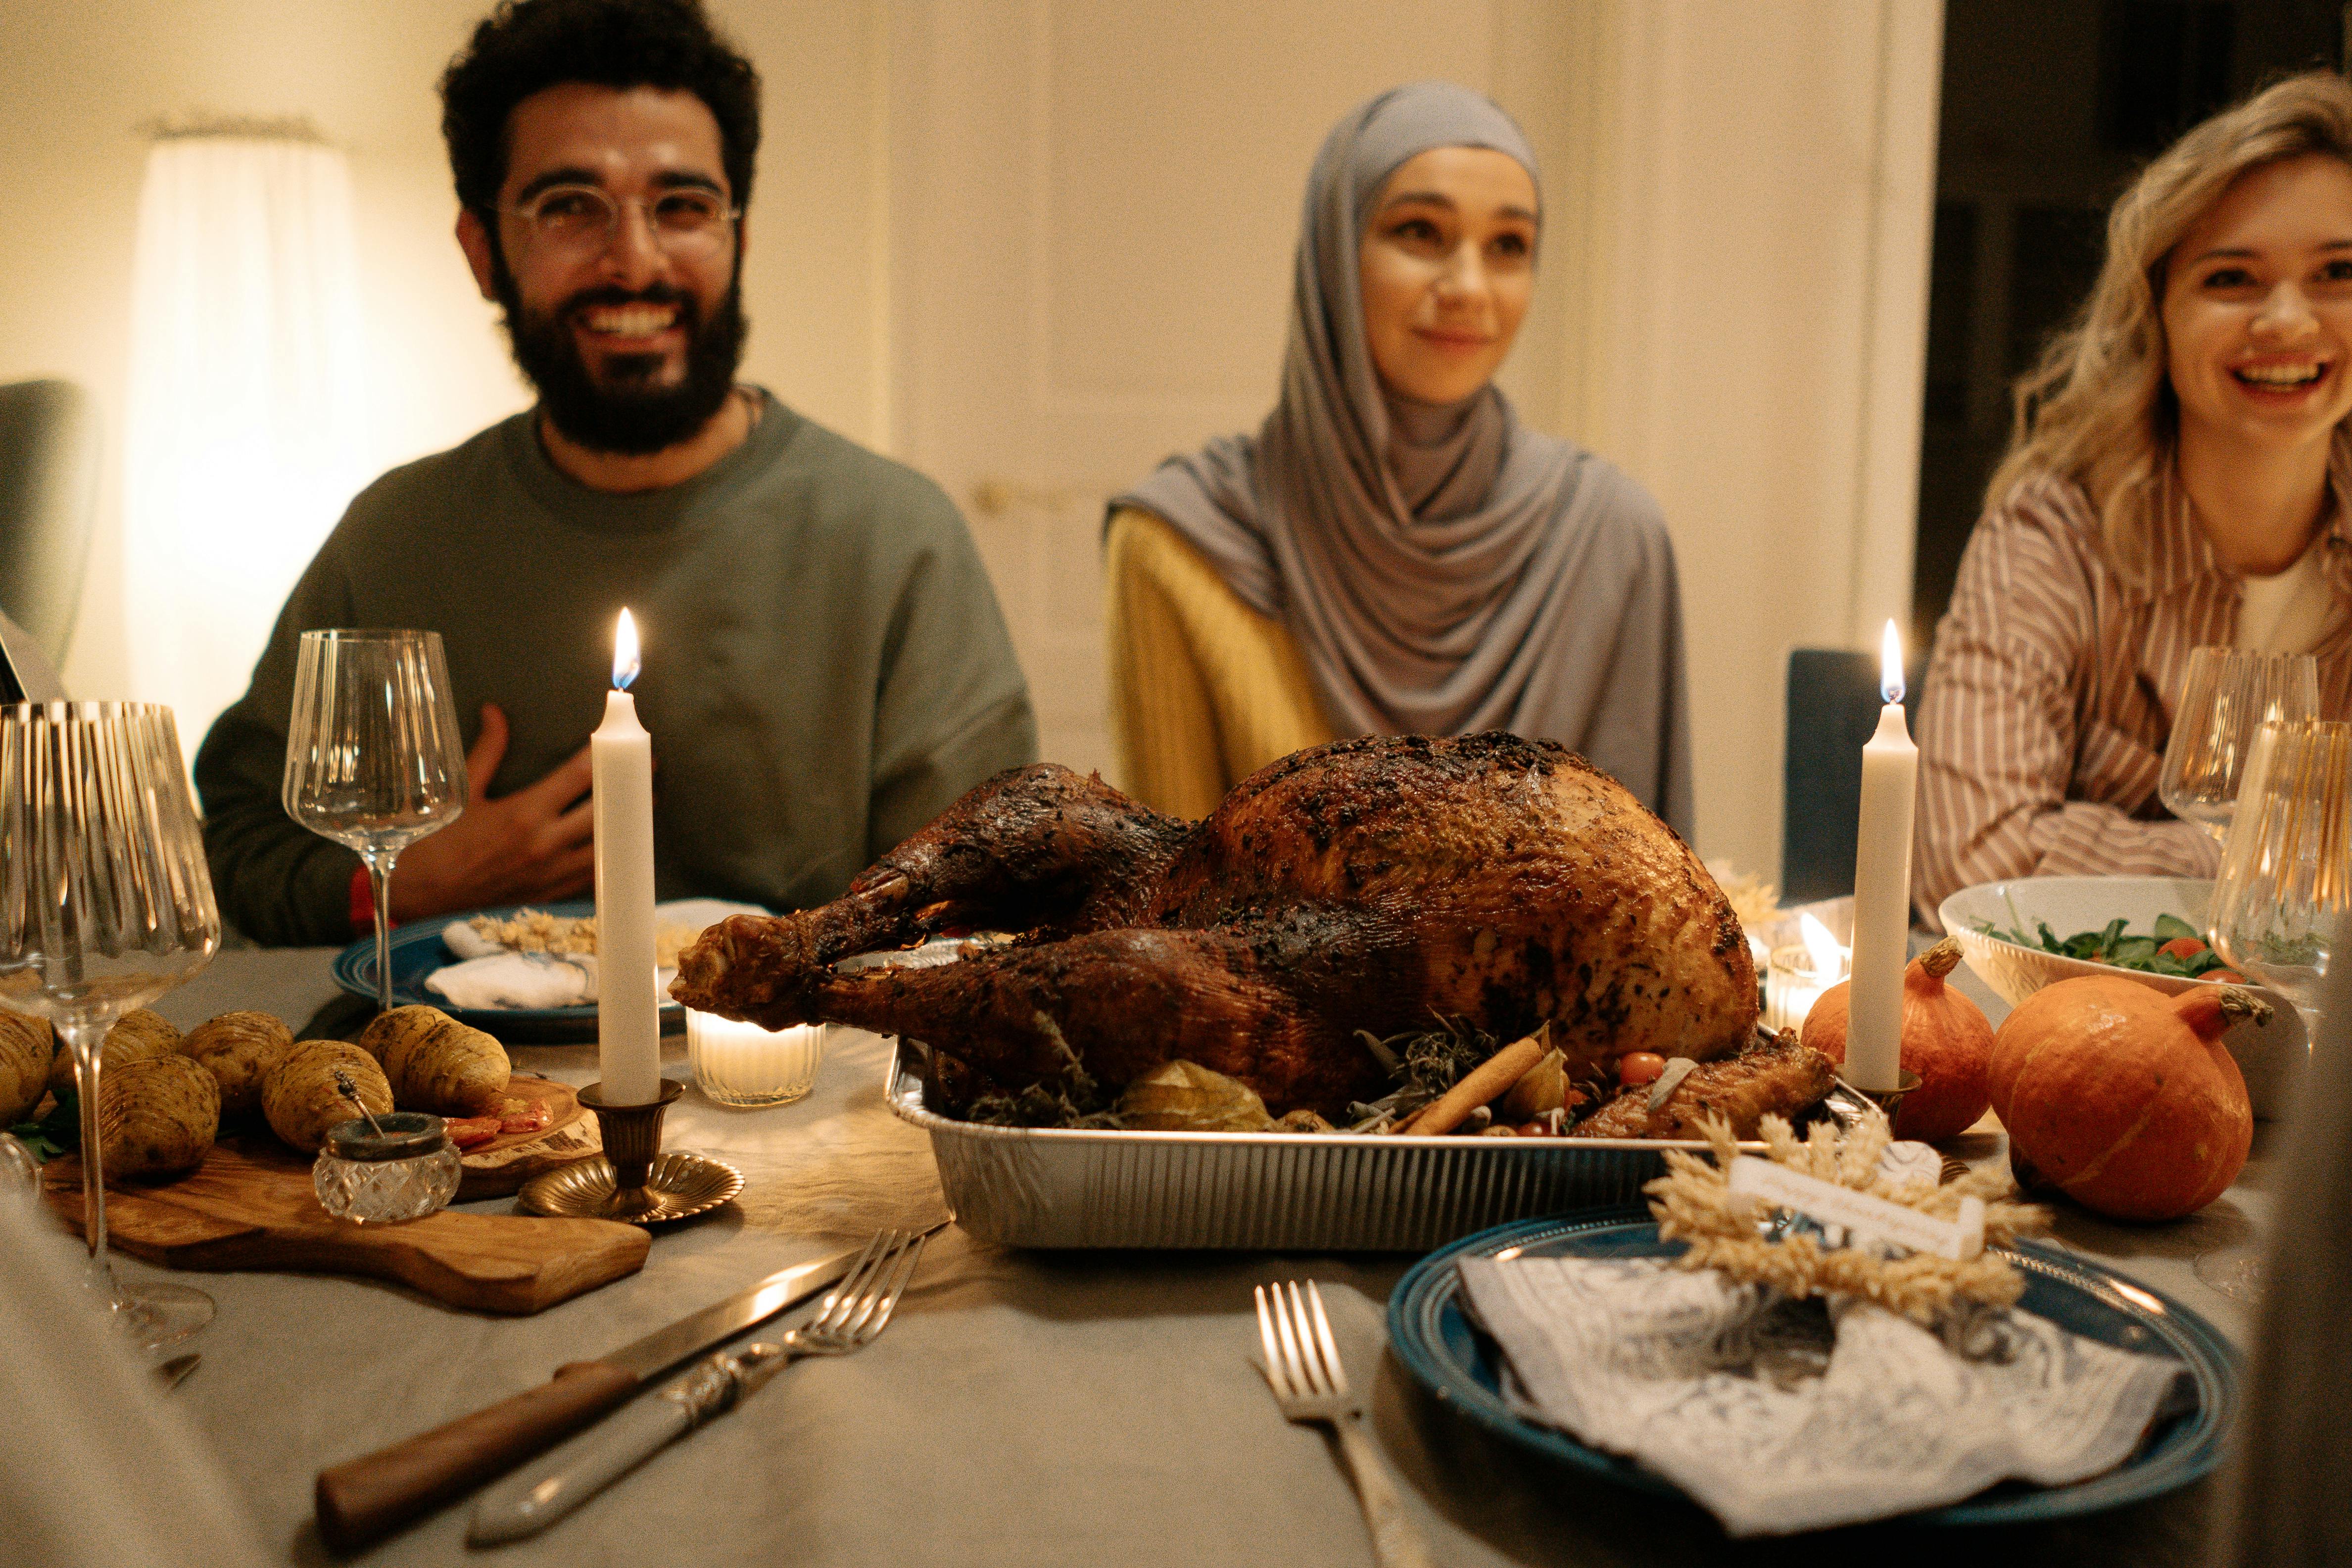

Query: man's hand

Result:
[387,703,597,920]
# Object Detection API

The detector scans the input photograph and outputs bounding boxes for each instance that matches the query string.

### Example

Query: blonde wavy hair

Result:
[1990,70,2352,575]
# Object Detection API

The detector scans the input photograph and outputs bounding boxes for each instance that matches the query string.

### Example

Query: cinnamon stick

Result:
[1397,1026,1550,1137]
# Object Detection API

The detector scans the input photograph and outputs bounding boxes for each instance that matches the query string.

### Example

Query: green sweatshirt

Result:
[194,391,1037,946]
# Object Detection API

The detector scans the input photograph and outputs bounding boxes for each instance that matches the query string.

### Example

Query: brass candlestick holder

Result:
[1838,1068,1924,1126]
[519,1079,742,1226]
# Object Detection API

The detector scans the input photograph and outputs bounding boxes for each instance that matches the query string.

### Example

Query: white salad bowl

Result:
[1938,876,2306,1118]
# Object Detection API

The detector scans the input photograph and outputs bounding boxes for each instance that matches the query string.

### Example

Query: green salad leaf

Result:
[1972,902,2235,978]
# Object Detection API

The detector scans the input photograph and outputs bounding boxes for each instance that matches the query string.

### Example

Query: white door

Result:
[883,0,1575,782]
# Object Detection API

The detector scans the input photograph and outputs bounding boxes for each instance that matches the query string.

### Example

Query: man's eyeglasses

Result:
[499,185,739,255]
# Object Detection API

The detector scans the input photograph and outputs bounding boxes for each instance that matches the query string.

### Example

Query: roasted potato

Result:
[97,1054,219,1179]
[263,1040,392,1153]
[182,1011,294,1118]
[47,1007,183,1097]
[358,1005,509,1115]
[0,1011,54,1124]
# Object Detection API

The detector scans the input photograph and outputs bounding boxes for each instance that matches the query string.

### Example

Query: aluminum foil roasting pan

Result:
[886,1043,1860,1252]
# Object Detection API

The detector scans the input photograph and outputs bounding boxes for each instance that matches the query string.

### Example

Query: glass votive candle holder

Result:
[687,1010,827,1108]
[1764,943,1850,1035]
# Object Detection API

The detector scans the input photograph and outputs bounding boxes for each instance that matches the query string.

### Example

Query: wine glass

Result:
[0,702,222,1348]
[281,630,468,1011]
[2160,647,2321,841]
[2208,717,2352,1020]
[2198,718,2352,1303]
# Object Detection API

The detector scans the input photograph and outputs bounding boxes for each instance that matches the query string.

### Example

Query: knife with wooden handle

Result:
[312,1234,920,1552]
[466,1341,793,1544]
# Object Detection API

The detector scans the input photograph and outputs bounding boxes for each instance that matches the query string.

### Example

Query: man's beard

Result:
[490,248,749,457]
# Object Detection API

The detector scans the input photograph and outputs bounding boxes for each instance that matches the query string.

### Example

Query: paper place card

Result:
[1728,1155,1984,1260]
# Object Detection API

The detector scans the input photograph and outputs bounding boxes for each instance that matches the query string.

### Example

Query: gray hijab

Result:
[1115,81,1692,830]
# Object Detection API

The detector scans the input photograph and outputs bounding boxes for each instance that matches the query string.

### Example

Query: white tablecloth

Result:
[91,950,2256,1567]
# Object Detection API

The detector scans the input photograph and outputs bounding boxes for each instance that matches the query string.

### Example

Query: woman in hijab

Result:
[1104,81,1693,835]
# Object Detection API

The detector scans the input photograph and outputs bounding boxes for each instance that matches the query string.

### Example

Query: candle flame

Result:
[1800,912,1847,984]
[1879,618,1905,705]
[613,609,641,692]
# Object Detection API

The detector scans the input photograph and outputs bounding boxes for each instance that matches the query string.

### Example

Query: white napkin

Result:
[426,952,597,1009]
[1456,1254,2187,1536]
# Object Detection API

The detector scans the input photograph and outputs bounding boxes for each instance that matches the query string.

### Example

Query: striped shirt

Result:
[1912,471,2352,927]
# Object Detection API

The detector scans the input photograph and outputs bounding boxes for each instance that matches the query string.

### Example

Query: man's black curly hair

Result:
[440,0,762,215]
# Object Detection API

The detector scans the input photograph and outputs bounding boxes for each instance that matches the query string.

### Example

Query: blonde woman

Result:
[1104,83,1690,833]
[1914,71,2352,922]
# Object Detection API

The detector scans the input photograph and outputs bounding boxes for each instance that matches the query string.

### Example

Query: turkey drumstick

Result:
[675,764,1191,1021]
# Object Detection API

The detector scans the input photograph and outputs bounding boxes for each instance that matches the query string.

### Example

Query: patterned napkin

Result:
[1456,1254,2188,1536]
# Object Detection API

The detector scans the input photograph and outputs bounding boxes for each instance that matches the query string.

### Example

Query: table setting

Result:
[0,620,2302,1567]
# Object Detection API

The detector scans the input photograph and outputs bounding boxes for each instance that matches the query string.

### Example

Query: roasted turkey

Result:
[671,733,1758,1120]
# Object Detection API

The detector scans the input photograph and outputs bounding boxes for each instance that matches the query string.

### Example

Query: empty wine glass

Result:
[282,630,468,1011]
[2196,716,2349,1304]
[2208,717,2352,1021]
[0,702,222,1348]
[2160,647,2321,841]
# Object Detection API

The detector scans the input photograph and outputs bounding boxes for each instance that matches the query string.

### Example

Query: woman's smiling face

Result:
[1357,147,1539,406]
[2162,151,2352,459]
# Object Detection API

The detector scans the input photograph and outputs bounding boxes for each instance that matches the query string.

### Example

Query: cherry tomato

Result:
[1618,1052,1668,1087]
[2206,969,2244,984]
[2158,937,2207,960]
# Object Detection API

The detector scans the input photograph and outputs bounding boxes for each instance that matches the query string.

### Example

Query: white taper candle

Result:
[1846,620,1918,1093]
[592,609,662,1105]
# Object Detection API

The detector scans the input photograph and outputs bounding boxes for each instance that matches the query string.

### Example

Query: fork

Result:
[469,1229,928,1544]
[1254,1281,1436,1568]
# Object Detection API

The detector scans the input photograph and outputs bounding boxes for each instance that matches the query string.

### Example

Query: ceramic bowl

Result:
[1938,876,2305,1118]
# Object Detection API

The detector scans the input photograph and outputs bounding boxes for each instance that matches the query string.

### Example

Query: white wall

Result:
[1558,0,1941,880]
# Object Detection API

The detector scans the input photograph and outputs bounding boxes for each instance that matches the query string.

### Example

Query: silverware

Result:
[315,1221,943,1553]
[153,1353,199,1392]
[1254,1281,1434,1568]
[468,1229,929,1544]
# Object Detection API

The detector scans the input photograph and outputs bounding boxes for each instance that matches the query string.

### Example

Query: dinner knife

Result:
[313,1227,942,1553]
[467,1339,792,1544]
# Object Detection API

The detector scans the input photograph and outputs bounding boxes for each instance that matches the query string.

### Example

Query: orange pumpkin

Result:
[1986,977,2261,1221]
[1801,938,1995,1142]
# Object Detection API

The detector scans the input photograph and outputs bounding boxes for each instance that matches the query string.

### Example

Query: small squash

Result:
[1801,937,1996,1141]
[1987,976,2259,1221]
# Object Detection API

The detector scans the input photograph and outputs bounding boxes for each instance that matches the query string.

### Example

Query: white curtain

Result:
[123,134,366,754]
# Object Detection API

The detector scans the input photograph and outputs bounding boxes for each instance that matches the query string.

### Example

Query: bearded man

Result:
[194,0,1036,945]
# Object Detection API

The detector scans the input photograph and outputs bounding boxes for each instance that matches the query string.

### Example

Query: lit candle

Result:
[686,1011,828,1108]
[1765,913,1851,1033]
[592,609,661,1105]
[1846,619,1917,1092]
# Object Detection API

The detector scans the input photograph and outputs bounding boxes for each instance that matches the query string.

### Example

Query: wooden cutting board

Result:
[455,1075,600,1199]
[40,1076,644,1315]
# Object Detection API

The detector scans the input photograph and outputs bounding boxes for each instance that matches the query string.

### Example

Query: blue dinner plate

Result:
[331,901,678,1045]
[1387,1208,2239,1529]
